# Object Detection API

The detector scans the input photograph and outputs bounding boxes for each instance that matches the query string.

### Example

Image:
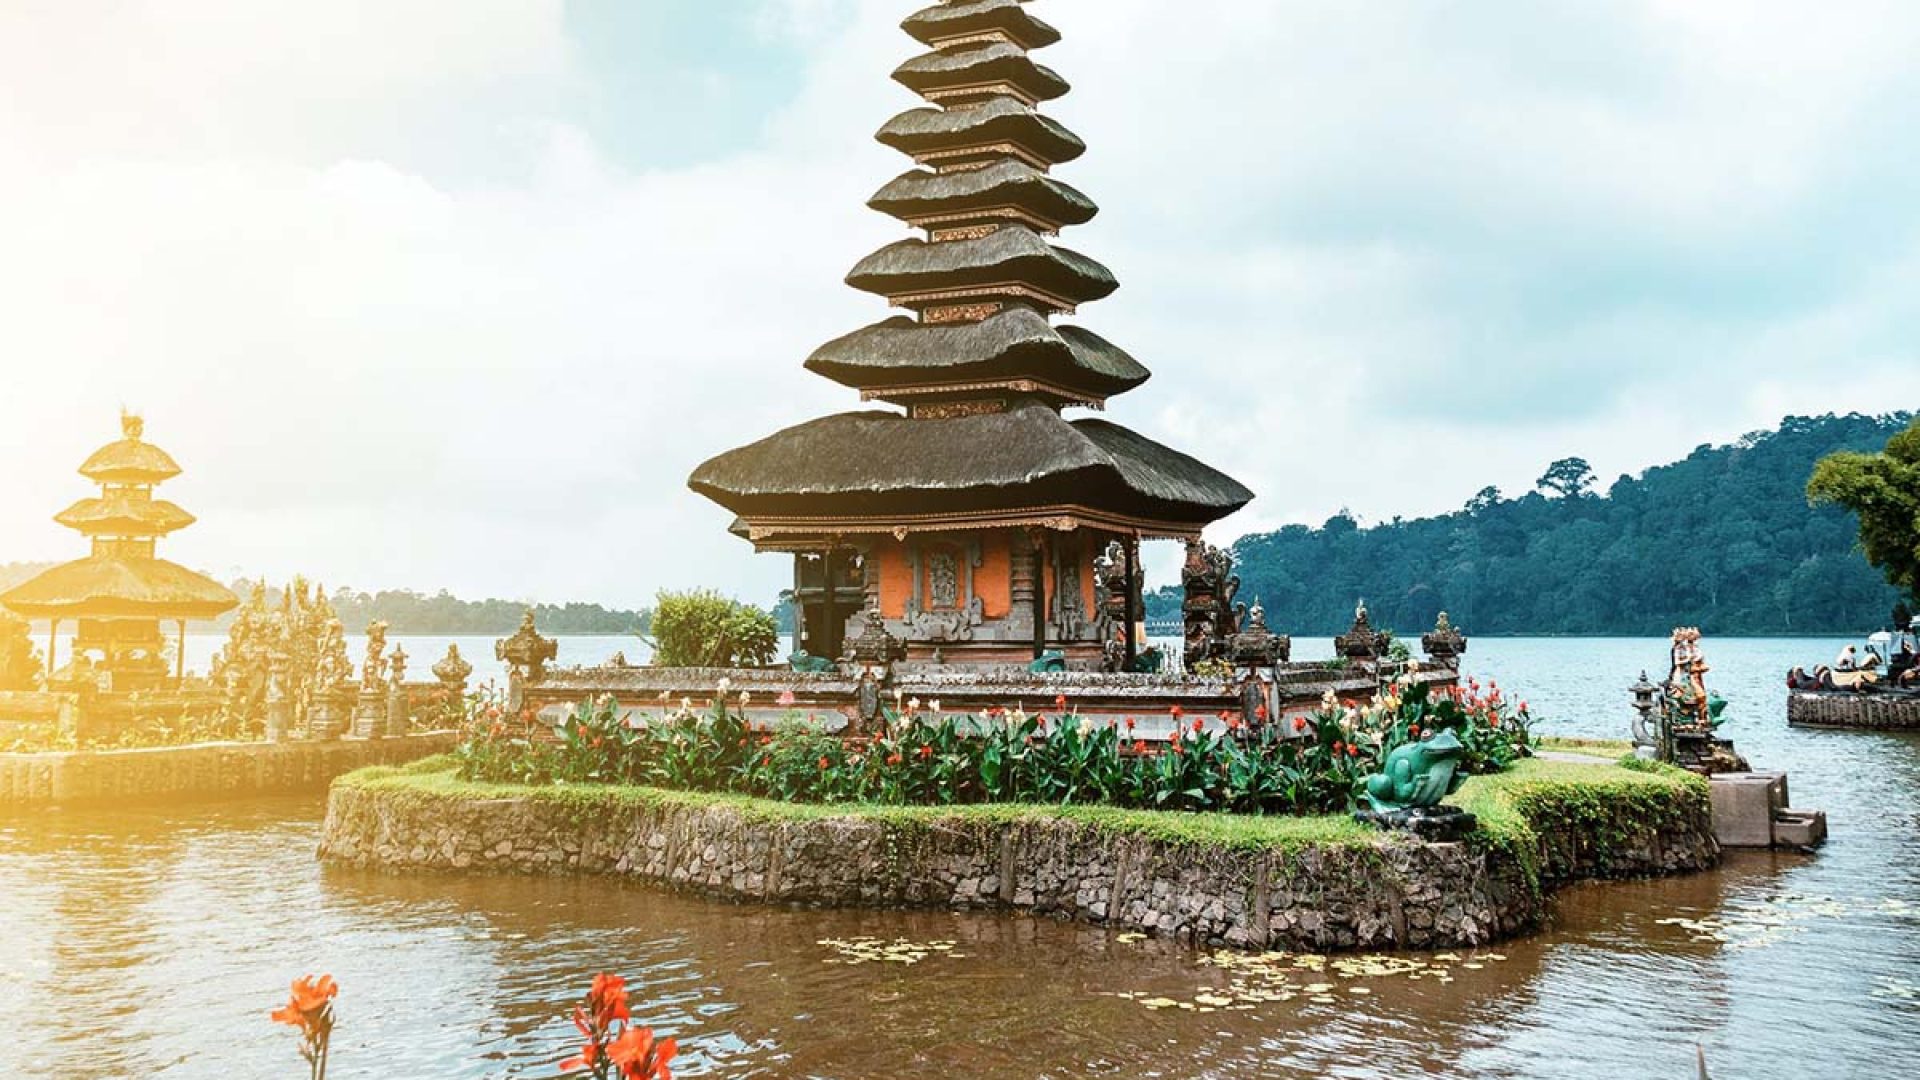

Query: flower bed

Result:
[454,678,1533,817]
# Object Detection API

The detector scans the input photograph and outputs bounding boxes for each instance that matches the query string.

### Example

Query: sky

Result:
[0,0,1916,612]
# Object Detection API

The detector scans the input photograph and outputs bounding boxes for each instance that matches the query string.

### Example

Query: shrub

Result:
[647,589,779,669]
[454,676,1537,817]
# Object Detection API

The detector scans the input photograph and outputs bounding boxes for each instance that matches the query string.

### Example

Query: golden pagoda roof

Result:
[54,493,197,536]
[78,414,182,484]
[0,554,238,620]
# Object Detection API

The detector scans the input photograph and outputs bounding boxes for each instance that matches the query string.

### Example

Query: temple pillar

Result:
[821,546,840,661]
[46,618,58,680]
[1122,537,1139,671]
[175,618,187,688]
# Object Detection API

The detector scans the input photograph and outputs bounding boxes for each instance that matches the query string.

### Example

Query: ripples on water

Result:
[1,638,1916,1078]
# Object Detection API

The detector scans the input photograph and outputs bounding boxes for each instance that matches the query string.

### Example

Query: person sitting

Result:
[1835,645,1858,672]
[1812,665,1838,690]
[1787,667,1810,689]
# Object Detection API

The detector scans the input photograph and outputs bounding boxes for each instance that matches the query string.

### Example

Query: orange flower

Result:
[1132,740,1149,755]
[1254,704,1270,722]
[1170,705,1185,719]
[1409,724,1421,738]
[269,973,337,1032]
[818,756,830,770]
[590,972,631,1026]
[1054,693,1068,709]
[1124,717,1136,731]
[608,1026,677,1080]
[886,753,903,766]
[1292,716,1307,733]
[918,744,933,760]
[1333,741,1345,755]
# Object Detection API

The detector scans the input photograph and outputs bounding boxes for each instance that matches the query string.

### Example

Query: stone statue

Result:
[1181,540,1240,668]
[1662,627,1725,732]
[0,611,41,691]
[361,620,391,692]
[1659,628,1745,774]
[1363,729,1466,812]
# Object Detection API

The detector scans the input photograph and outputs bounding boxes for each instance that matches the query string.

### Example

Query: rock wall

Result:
[318,771,1715,951]
[0,733,458,805]
[1788,690,1920,731]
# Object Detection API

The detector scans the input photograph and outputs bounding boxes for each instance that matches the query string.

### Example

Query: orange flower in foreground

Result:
[590,972,632,1026]
[270,974,337,1031]
[608,1026,677,1080]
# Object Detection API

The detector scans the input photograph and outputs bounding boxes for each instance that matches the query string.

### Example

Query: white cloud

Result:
[0,0,1914,613]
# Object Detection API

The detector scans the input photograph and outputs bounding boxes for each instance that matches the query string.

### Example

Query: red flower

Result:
[1192,718,1205,734]
[608,1026,677,1080]
[1520,700,1530,713]
[1170,741,1184,755]
[1255,704,1270,721]
[818,756,830,771]
[886,753,903,767]
[918,744,933,760]
[760,755,771,767]
[1333,741,1345,755]
[1348,744,1360,757]
[589,973,632,1027]
[1409,724,1420,738]
[1054,693,1068,709]
[1132,740,1149,755]
[1124,717,1137,731]
[1292,716,1307,733]
[1170,705,1185,719]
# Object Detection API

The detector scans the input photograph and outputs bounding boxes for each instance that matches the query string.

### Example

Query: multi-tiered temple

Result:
[1,415,237,689]
[692,0,1253,670]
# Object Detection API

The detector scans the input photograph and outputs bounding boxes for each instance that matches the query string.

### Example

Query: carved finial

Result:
[121,411,145,441]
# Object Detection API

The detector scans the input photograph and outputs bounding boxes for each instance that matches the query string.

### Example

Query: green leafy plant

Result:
[647,589,779,669]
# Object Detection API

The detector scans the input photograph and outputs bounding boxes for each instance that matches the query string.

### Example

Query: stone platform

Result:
[0,732,457,806]
[319,758,1716,952]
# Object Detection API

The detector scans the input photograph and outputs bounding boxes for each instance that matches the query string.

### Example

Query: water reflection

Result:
[0,639,1917,1078]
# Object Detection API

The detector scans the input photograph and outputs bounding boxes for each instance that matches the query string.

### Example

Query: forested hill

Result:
[1150,412,1913,636]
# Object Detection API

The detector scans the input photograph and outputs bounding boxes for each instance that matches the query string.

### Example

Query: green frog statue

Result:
[1363,728,1468,812]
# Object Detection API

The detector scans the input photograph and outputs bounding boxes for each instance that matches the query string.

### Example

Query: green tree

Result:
[649,589,779,669]
[1808,418,1920,601]
[1535,457,1597,499]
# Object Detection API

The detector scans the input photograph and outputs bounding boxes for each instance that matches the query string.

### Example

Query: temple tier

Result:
[1,415,238,689]
[690,0,1252,669]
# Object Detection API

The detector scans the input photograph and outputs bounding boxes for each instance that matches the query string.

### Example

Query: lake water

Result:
[2,637,1916,1078]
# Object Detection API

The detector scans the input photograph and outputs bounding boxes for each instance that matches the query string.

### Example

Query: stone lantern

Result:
[1629,670,1664,761]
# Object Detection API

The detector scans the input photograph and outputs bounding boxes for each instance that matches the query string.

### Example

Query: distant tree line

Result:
[224,583,650,636]
[1146,412,1913,636]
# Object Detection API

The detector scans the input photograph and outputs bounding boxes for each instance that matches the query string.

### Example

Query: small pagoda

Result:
[1,414,237,690]
[691,0,1253,669]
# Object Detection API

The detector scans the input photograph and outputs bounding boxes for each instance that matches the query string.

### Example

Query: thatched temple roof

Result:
[54,494,197,536]
[689,401,1252,529]
[877,97,1085,166]
[805,308,1147,400]
[0,555,238,620]
[903,0,1061,50]
[847,226,1116,306]
[869,162,1097,228]
[79,436,181,484]
[893,43,1069,102]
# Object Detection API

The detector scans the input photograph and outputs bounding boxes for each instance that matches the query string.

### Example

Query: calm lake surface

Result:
[3,638,1917,1078]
